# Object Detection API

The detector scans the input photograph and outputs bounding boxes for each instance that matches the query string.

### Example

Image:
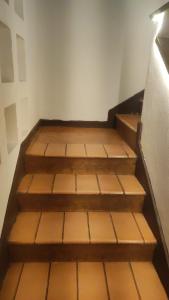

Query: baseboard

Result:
[135,123,169,296]
[0,120,41,287]
[40,119,109,128]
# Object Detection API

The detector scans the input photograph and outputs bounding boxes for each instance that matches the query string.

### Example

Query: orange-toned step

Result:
[63,212,89,244]
[47,262,77,300]
[116,114,141,132]
[131,262,168,300]
[111,212,144,244]
[18,174,145,197]
[53,174,76,194]
[104,144,127,158]
[105,262,139,299]
[76,175,99,194]
[78,262,108,300]
[118,175,146,195]
[88,212,116,243]
[66,144,86,157]
[26,142,47,156]
[45,143,66,157]
[35,212,64,244]
[0,263,23,300]
[17,174,33,193]
[97,174,123,194]
[28,174,54,194]
[15,263,49,300]
[134,213,157,244]
[1,262,167,300]
[85,144,107,158]
[8,212,156,246]
[8,212,41,244]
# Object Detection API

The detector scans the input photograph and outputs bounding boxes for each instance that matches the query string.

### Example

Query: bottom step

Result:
[0,261,167,300]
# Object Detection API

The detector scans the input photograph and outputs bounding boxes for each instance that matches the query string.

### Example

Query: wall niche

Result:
[4,103,18,153]
[16,34,26,81]
[0,21,14,83]
[14,0,24,19]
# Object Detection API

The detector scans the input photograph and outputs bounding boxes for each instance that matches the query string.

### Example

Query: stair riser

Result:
[25,156,136,174]
[9,244,155,262]
[116,119,137,151]
[17,194,144,212]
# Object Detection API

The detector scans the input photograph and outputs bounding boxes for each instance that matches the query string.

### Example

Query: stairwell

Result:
[0,115,168,299]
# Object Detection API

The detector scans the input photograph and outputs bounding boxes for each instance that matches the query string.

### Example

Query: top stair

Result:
[25,126,137,174]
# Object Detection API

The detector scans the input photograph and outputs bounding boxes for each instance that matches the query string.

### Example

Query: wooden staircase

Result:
[0,115,168,300]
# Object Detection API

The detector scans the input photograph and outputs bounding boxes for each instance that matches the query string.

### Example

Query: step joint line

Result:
[103,262,111,300]
[96,174,101,194]
[13,263,24,300]
[62,212,66,243]
[102,144,108,158]
[129,262,142,300]
[34,212,42,243]
[87,211,91,243]
[76,261,79,300]
[109,213,118,243]
[132,213,146,244]
[44,143,49,157]
[45,262,51,300]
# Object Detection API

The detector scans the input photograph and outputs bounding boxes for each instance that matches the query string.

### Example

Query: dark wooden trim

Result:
[135,123,169,297]
[150,2,169,19]
[40,119,109,128]
[0,120,40,287]
[107,90,144,127]
[17,193,144,213]
[24,156,136,175]
[9,243,155,262]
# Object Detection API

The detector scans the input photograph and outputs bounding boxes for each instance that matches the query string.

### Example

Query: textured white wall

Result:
[40,0,124,121]
[119,0,168,102]
[0,0,43,234]
[141,33,169,252]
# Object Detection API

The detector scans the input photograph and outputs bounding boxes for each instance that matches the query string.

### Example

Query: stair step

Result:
[8,211,156,261]
[116,114,141,133]
[25,127,137,174]
[116,114,140,151]
[17,174,145,211]
[0,262,167,300]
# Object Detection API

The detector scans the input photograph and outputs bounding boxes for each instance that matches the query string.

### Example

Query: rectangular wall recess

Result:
[0,21,14,83]
[14,0,24,19]
[16,34,26,81]
[4,104,18,153]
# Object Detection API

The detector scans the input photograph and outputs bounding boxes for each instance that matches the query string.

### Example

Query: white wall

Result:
[0,0,44,234]
[141,15,169,253]
[119,0,168,102]
[40,0,125,121]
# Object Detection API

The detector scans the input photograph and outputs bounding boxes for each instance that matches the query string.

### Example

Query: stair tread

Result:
[105,262,139,299]
[118,175,146,195]
[45,143,66,157]
[8,211,156,245]
[0,262,167,300]
[53,174,76,194]
[15,263,49,300]
[85,144,107,158]
[66,144,86,157]
[18,173,145,196]
[116,114,141,132]
[131,261,168,300]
